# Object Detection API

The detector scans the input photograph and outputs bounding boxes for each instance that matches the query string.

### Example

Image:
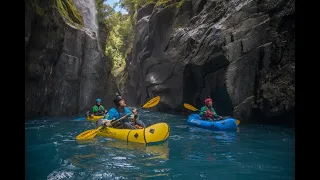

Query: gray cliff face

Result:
[123,0,295,124]
[25,0,118,118]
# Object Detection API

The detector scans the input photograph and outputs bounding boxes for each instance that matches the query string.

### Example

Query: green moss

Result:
[155,0,171,7]
[26,0,84,27]
[176,0,186,9]
[55,0,84,28]
[154,0,186,9]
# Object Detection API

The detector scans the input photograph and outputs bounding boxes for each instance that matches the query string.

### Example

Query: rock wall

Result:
[122,0,295,124]
[25,0,118,118]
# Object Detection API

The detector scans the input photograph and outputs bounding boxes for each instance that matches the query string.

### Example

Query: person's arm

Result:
[124,108,135,121]
[132,109,138,120]
[212,108,222,118]
[199,107,206,117]
[100,106,108,114]
[103,106,108,114]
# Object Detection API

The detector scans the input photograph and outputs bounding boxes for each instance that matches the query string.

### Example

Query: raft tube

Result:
[97,123,170,144]
[187,114,237,131]
[86,115,104,122]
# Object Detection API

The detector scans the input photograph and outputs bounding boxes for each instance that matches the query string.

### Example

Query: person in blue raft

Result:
[96,95,146,129]
[199,98,223,120]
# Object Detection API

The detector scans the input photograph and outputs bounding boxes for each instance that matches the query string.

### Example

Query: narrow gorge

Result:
[25,0,295,125]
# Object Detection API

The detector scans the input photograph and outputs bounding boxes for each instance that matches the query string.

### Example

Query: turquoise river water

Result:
[26,110,295,180]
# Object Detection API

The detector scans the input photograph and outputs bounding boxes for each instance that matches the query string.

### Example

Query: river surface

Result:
[26,110,295,180]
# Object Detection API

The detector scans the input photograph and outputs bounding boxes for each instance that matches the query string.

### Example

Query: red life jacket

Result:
[205,107,214,119]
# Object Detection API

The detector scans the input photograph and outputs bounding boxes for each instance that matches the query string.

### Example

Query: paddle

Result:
[76,114,132,141]
[76,96,161,140]
[183,103,240,125]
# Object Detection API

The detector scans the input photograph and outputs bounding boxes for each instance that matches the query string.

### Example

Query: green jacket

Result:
[199,106,219,119]
[93,105,105,115]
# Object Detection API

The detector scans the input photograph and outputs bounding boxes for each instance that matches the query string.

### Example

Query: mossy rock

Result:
[26,0,84,28]
[155,0,186,9]
[55,0,84,28]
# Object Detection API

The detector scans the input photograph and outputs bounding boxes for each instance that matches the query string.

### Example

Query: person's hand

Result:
[90,114,94,117]
[104,121,111,126]
[135,125,143,129]
[219,116,222,119]
[132,108,137,116]
[104,110,108,114]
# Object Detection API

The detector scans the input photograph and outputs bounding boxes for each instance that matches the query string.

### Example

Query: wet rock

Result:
[122,0,295,124]
[25,0,117,118]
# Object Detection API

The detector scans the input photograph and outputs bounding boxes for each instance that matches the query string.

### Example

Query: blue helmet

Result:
[96,98,101,103]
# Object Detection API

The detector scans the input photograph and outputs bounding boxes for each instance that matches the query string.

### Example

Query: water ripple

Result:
[26,113,294,180]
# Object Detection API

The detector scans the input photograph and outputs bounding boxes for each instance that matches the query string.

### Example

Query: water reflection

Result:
[71,139,169,173]
[103,140,169,161]
[213,130,237,143]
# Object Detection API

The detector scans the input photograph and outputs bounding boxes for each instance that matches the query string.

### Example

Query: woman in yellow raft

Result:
[97,95,146,129]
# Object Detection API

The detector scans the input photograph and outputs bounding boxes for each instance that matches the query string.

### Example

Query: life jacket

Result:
[204,106,214,119]
[93,105,104,114]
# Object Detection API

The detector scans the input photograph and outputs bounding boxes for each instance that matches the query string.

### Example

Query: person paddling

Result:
[199,98,222,120]
[97,95,146,129]
[85,98,107,117]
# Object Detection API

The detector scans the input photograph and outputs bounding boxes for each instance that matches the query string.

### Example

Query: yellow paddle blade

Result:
[183,103,199,111]
[236,119,240,125]
[142,96,161,108]
[76,126,103,141]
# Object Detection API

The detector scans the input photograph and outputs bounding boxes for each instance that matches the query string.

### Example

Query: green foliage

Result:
[155,0,186,9]
[55,0,84,27]
[105,12,134,76]
[154,0,171,7]
[96,0,187,85]
[95,0,114,26]
[26,0,84,27]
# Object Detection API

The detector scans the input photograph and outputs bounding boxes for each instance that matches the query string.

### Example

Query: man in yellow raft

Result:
[97,95,146,129]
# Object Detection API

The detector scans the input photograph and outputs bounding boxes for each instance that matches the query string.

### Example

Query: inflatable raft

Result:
[97,123,170,144]
[86,115,104,122]
[187,114,237,131]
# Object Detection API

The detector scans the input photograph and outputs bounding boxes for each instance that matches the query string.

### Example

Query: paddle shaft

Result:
[189,108,225,120]
[109,106,144,125]
[76,96,160,140]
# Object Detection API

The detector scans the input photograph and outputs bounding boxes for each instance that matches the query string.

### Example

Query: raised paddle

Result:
[183,103,241,125]
[76,96,161,140]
